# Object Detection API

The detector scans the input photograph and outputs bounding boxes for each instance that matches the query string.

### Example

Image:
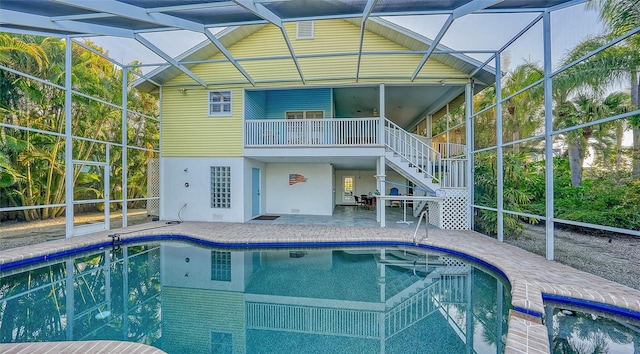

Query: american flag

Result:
[289,174,308,185]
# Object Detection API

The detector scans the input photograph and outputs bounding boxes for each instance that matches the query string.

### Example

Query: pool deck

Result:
[1,220,639,354]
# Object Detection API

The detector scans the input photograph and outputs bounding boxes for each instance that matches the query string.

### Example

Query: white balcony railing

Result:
[440,157,467,188]
[244,118,380,147]
[384,119,442,183]
[432,142,466,158]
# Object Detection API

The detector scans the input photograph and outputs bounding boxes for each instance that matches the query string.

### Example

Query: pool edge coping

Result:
[2,224,639,354]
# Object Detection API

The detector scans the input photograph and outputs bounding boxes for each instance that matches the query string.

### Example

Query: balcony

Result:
[244,118,381,147]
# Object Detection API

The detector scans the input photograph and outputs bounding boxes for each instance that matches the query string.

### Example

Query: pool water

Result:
[548,306,640,353]
[1,242,511,353]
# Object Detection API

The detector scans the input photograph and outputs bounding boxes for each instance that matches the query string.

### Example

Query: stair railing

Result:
[384,118,442,182]
[413,210,429,245]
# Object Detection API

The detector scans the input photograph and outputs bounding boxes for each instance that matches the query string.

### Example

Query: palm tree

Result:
[1,34,159,220]
[555,91,632,186]
[0,34,48,68]
[589,0,640,175]
[552,32,640,186]
[501,62,544,151]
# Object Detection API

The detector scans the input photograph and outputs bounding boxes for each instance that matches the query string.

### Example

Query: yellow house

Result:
[136,18,494,228]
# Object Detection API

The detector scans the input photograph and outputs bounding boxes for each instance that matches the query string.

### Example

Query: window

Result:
[209,91,232,116]
[285,110,324,119]
[211,250,231,281]
[211,166,231,208]
[296,21,314,39]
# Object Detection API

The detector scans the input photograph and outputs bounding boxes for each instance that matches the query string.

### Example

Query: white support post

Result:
[64,38,74,238]
[377,157,386,227]
[122,68,128,227]
[379,83,385,144]
[543,11,555,260]
[378,83,386,227]
[495,54,504,242]
[65,259,74,339]
[465,270,474,354]
[158,87,164,220]
[496,282,504,354]
[465,81,474,230]
[446,104,450,157]
[105,144,110,229]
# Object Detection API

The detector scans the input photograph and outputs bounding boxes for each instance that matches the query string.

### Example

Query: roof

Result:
[133,17,496,92]
[1,1,585,88]
[1,0,586,125]
[1,0,583,37]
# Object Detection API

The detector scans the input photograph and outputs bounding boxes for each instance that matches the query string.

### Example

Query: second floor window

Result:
[285,110,324,119]
[209,91,232,116]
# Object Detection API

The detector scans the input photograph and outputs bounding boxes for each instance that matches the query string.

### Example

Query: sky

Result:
[88,2,606,75]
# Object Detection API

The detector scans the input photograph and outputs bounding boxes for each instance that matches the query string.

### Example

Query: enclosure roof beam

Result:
[411,0,504,81]
[0,9,134,37]
[356,0,379,82]
[135,34,207,87]
[51,0,254,85]
[232,0,305,83]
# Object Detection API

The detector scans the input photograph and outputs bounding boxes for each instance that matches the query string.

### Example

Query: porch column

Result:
[377,157,386,227]
[378,83,386,227]
[378,83,385,144]
[446,103,450,157]
[465,81,474,230]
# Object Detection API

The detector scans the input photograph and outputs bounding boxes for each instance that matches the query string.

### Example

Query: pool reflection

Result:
[1,243,511,354]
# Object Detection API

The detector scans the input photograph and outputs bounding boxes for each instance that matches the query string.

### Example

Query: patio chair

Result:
[389,188,401,207]
[354,195,366,208]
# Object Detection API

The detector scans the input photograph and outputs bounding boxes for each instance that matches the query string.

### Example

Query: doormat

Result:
[252,215,280,220]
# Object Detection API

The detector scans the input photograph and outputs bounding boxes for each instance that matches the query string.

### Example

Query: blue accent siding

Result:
[266,88,332,119]
[245,90,267,119]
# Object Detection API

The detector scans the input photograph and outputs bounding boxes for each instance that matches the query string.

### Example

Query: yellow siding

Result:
[177,62,247,84]
[162,19,469,156]
[298,56,358,79]
[165,18,467,86]
[239,59,301,81]
[162,287,246,353]
[224,24,291,58]
[285,20,360,54]
[162,87,242,157]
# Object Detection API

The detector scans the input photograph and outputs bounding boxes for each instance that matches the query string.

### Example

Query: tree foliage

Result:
[0,34,158,221]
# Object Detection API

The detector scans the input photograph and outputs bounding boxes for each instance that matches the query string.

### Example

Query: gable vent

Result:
[296,21,314,39]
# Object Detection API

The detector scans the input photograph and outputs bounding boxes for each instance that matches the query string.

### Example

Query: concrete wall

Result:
[161,157,245,222]
[265,163,334,215]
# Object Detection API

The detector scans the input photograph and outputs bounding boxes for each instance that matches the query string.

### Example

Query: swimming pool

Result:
[1,240,511,353]
[546,303,640,353]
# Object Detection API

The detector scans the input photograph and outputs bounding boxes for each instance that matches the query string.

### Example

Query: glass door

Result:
[342,176,354,204]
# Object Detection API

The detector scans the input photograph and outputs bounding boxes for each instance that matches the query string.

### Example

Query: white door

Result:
[342,176,355,204]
